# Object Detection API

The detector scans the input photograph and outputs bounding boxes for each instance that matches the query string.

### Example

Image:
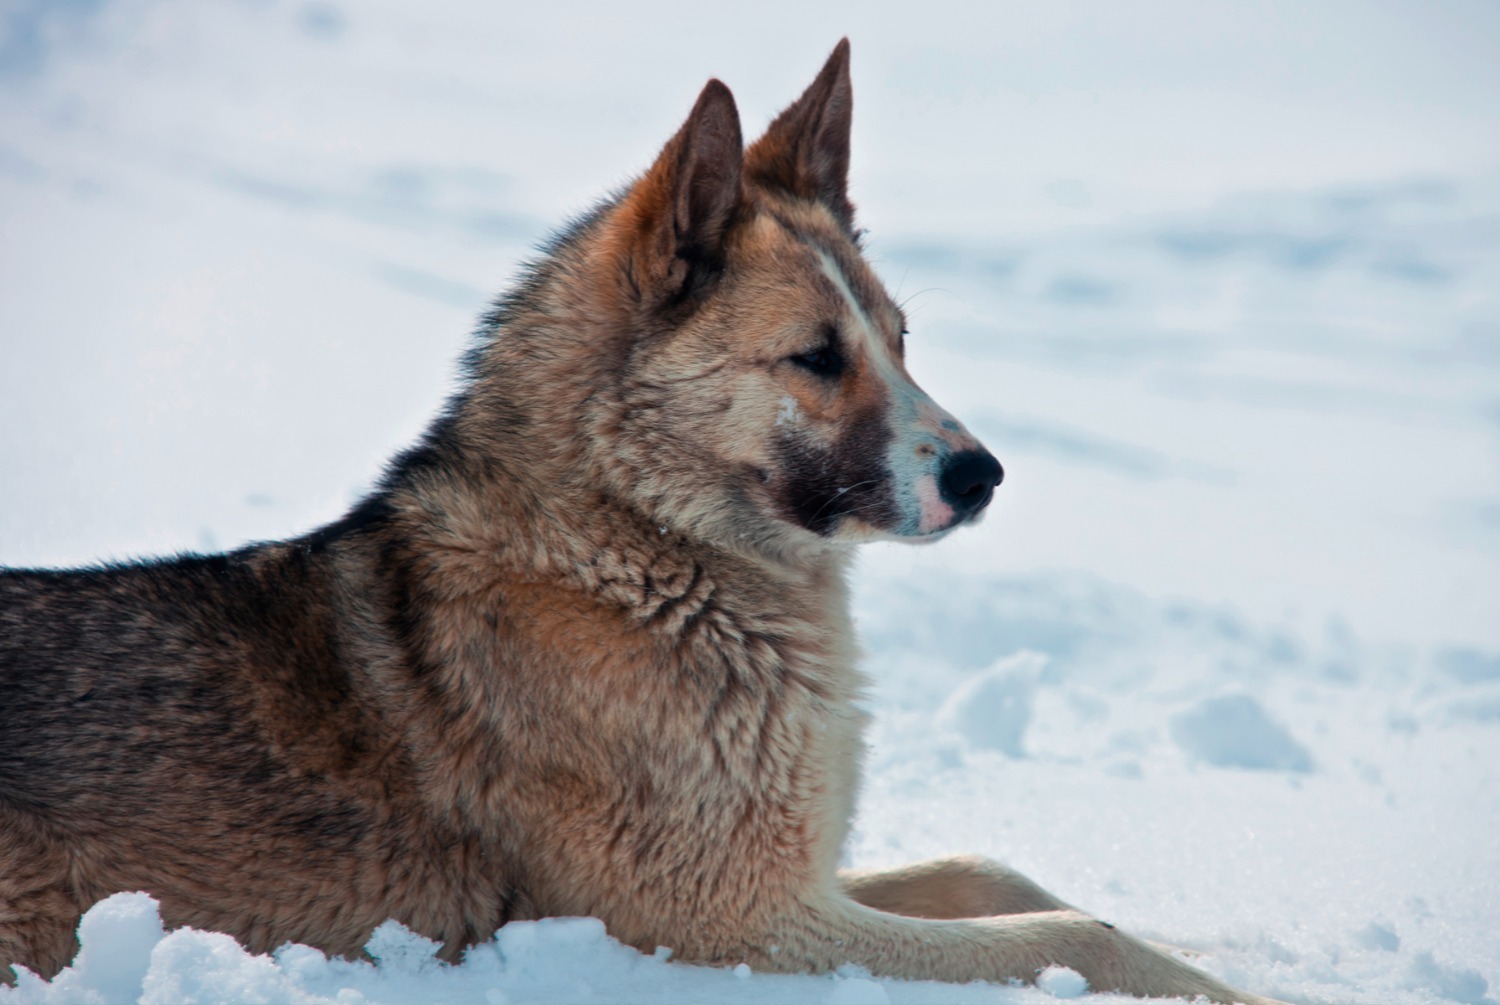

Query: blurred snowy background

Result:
[2,2,1498,1003]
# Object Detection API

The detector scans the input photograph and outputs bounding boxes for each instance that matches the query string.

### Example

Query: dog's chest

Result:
[487,547,869,898]
[625,557,870,875]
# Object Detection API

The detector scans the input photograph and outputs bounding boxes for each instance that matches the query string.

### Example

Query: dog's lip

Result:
[897,520,965,544]
[920,501,991,539]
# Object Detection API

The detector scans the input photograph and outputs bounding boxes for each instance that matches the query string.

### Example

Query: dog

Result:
[0,41,1282,1004]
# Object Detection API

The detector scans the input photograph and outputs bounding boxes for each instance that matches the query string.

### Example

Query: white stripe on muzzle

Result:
[816,251,981,537]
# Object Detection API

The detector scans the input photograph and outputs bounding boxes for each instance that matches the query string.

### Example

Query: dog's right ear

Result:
[616,79,744,310]
[745,39,854,233]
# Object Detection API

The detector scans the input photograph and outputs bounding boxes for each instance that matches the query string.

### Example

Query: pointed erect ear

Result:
[745,38,854,231]
[619,79,744,308]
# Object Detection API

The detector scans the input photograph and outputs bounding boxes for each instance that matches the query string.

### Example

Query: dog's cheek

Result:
[772,406,898,536]
[612,370,749,507]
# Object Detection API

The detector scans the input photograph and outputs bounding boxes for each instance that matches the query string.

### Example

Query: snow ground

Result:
[2,3,1498,1003]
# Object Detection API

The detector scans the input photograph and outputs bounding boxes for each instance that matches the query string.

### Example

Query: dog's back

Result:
[1,542,363,824]
[0,527,525,974]
[0,554,315,824]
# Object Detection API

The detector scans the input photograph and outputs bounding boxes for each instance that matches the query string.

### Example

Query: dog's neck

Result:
[380,439,851,615]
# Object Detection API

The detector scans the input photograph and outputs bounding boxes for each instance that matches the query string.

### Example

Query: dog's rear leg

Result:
[0,818,82,985]
[840,855,1072,918]
[738,897,1286,1005]
[842,856,1198,958]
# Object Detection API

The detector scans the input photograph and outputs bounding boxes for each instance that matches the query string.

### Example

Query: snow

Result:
[1037,967,1089,999]
[2,2,1498,1004]
[6,898,1136,1005]
[936,650,1046,757]
[1168,695,1313,773]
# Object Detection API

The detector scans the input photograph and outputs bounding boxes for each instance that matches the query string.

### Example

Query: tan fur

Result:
[0,40,1284,1004]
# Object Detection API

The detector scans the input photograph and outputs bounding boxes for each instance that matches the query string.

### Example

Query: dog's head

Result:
[508,41,1001,559]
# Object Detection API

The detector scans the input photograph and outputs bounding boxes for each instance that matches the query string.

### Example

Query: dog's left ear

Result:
[619,78,744,309]
[745,38,855,232]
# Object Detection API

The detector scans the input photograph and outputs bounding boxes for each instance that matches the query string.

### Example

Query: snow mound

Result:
[1353,922,1401,953]
[1036,965,1088,998]
[1169,694,1313,772]
[142,928,300,1005]
[1403,951,1491,1004]
[6,892,167,1005]
[935,650,1046,756]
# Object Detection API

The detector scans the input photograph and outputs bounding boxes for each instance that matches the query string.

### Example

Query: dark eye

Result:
[792,344,844,378]
[790,325,845,379]
[898,327,908,357]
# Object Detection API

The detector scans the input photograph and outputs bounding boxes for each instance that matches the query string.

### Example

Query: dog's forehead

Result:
[737,208,899,332]
[817,244,897,330]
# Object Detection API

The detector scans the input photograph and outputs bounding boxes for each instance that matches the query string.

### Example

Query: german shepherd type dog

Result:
[1,42,1281,1004]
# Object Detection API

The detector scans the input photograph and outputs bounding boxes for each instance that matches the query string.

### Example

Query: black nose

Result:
[939,449,1004,516]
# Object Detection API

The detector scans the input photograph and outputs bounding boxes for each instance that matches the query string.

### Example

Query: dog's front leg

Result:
[840,854,1072,918]
[734,896,1286,1005]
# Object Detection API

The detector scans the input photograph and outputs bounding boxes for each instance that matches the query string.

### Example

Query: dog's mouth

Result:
[762,434,1002,544]
[904,524,963,544]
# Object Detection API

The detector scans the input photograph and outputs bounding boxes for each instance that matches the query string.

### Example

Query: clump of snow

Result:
[1169,695,1313,772]
[1354,922,1401,953]
[1403,951,1491,1004]
[1436,648,1500,686]
[141,928,299,1005]
[73,893,166,1002]
[1035,965,1088,998]
[825,974,891,1004]
[364,918,446,975]
[935,650,1046,756]
[6,892,166,1005]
